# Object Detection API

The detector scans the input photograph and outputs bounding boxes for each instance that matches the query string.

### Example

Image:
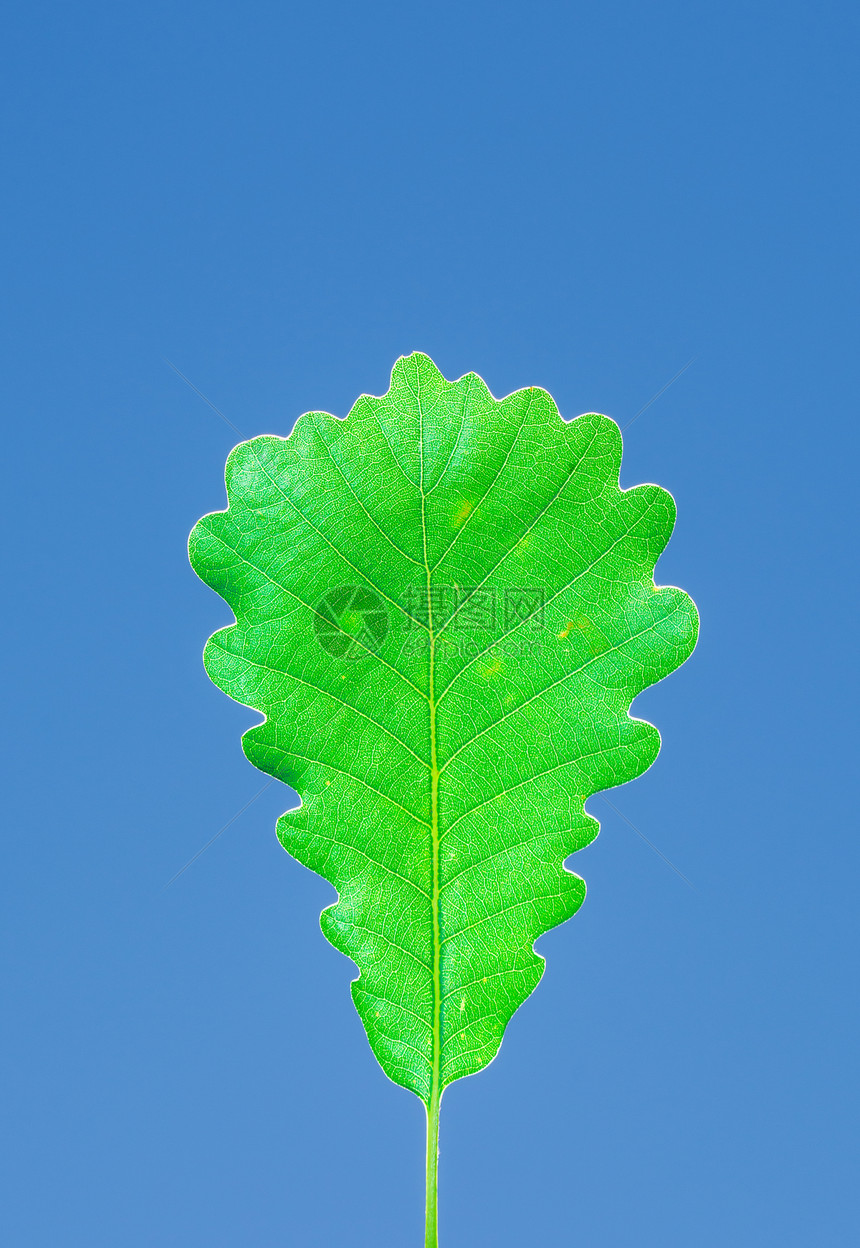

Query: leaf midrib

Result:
[416,369,445,1108]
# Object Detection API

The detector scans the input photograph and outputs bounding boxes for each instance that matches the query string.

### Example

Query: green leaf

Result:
[189,353,697,1236]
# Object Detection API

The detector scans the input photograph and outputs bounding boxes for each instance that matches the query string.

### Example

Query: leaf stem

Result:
[417,365,444,1248]
[425,1087,441,1248]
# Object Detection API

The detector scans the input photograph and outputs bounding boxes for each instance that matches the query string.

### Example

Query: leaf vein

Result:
[204,527,429,702]
[210,641,429,768]
[248,440,428,633]
[440,599,683,769]
[435,419,602,634]
[309,412,424,566]
[269,745,431,828]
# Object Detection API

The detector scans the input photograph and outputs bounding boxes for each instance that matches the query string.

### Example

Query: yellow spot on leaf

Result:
[452,499,473,526]
[558,614,593,639]
[481,656,503,679]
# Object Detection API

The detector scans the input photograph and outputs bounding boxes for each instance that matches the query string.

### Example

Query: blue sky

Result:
[2,2,857,1245]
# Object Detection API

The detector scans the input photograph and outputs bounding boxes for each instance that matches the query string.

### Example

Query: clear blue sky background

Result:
[2,3,857,1245]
